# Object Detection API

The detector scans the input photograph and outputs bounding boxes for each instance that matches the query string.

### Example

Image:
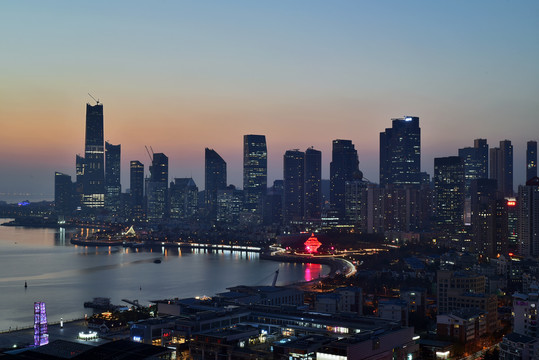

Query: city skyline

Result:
[1,1,538,200]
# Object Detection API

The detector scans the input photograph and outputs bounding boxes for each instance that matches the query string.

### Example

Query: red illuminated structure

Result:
[304,233,322,253]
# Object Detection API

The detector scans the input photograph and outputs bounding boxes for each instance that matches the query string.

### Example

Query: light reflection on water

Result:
[304,263,323,281]
[0,221,329,330]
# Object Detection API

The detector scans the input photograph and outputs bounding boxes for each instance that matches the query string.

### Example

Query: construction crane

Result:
[145,145,153,162]
[87,93,100,105]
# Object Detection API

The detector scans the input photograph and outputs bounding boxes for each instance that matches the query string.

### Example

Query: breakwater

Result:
[260,252,355,277]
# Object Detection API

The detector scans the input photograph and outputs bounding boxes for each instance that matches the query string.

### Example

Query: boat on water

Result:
[153,259,162,264]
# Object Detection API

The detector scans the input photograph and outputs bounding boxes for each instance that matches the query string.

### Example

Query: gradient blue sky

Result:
[1,1,538,200]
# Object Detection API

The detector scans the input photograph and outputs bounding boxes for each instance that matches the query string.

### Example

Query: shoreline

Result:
[70,238,263,252]
[260,252,355,278]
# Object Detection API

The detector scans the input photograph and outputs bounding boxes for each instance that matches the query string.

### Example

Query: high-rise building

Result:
[130,161,144,220]
[147,153,168,221]
[205,148,227,220]
[459,139,489,197]
[345,177,368,230]
[217,186,244,224]
[518,177,539,257]
[527,141,538,181]
[304,147,322,220]
[82,103,105,208]
[75,154,85,205]
[471,179,507,258]
[264,180,283,226]
[330,139,359,220]
[105,142,121,213]
[506,197,519,248]
[434,156,465,233]
[54,172,73,216]
[379,116,421,187]
[243,135,267,218]
[283,150,305,224]
[490,140,513,197]
[169,178,198,221]
[459,139,489,225]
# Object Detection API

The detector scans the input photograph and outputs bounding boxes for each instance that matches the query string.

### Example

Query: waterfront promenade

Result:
[0,319,117,350]
[261,251,356,278]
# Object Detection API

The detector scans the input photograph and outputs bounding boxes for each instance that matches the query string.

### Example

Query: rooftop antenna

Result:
[87,93,100,105]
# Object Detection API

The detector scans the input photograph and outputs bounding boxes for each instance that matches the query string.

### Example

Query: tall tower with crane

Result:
[81,94,105,208]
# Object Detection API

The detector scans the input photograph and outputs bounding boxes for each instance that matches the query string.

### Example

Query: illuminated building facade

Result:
[434,156,464,234]
[379,116,421,187]
[147,153,168,221]
[490,140,513,197]
[304,147,322,220]
[330,139,359,221]
[205,148,227,220]
[243,135,267,219]
[130,160,145,220]
[527,140,538,181]
[283,149,305,224]
[34,301,49,347]
[105,141,121,213]
[506,197,519,248]
[82,103,105,208]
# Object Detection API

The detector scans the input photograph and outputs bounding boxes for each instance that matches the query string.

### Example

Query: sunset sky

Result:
[1,1,538,201]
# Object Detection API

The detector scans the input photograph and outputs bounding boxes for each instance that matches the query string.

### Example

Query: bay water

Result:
[0,220,327,331]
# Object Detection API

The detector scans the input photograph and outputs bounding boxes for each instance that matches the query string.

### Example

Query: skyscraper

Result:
[379,116,421,186]
[147,153,168,221]
[459,139,489,224]
[330,139,359,220]
[434,156,465,233]
[518,177,539,257]
[304,147,322,220]
[169,178,198,221]
[283,150,305,224]
[471,179,507,258]
[243,135,267,218]
[74,154,85,208]
[82,103,105,208]
[527,140,537,181]
[105,142,121,213]
[205,148,227,220]
[130,160,145,220]
[54,172,73,216]
[490,140,513,197]
[458,139,489,197]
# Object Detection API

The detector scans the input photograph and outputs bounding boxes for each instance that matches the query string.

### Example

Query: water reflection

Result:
[304,263,323,281]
